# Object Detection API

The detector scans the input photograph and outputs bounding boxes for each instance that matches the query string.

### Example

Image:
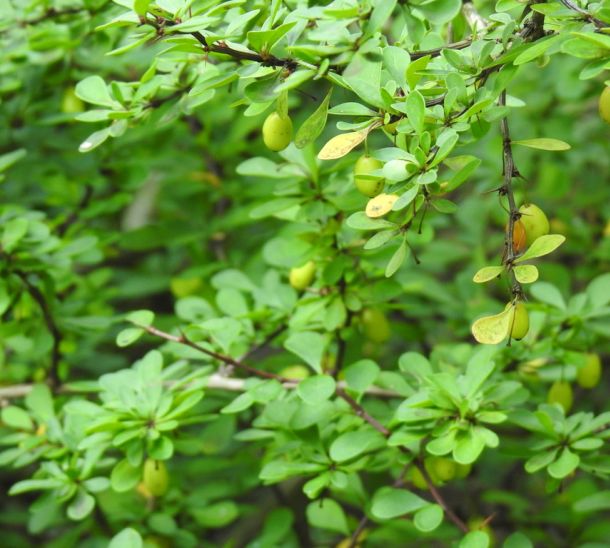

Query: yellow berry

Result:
[576,353,601,389]
[361,308,391,343]
[289,261,316,291]
[142,459,169,497]
[519,203,549,245]
[547,381,573,413]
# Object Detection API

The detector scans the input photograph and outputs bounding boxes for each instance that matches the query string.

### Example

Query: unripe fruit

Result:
[455,462,472,479]
[519,203,549,245]
[289,261,316,291]
[61,87,85,114]
[409,466,428,489]
[547,381,573,413]
[425,457,456,483]
[505,302,529,340]
[361,308,391,343]
[353,155,384,197]
[262,112,292,151]
[142,459,169,497]
[576,353,601,389]
[599,86,610,124]
[511,219,527,254]
[279,365,310,380]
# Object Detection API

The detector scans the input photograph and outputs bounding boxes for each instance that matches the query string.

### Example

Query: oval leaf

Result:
[471,307,513,345]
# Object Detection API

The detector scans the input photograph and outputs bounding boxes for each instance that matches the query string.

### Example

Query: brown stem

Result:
[498,90,523,301]
[140,324,291,381]
[558,0,605,28]
[238,323,287,361]
[415,461,469,533]
[14,271,61,387]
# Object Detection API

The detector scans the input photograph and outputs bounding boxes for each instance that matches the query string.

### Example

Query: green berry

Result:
[576,353,601,389]
[519,203,549,245]
[143,459,169,497]
[547,381,573,413]
[289,261,316,290]
[262,112,292,151]
[354,155,384,197]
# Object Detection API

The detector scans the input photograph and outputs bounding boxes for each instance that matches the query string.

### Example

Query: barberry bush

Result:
[1,0,610,546]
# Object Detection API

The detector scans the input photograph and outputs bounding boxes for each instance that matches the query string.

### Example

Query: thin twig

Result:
[57,185,93,236]
[238,323,287,362]
[14,271,61,387]
[498,91,523,301]
[558,0,605,28]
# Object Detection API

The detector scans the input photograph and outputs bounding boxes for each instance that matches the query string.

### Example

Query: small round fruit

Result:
[576,353,601,389]
[467,517,495,544]
[409,466,428,490]
[519,203,549,245]
[353,155,384,197]
[599,86,610,124]
[547,380,573,413]
[505,302,529,340]
[511,219,527,254]
[279,365,310,380]
[425,457,456,483]
[289,261,316,291]
[61,87,85,114]
[143,459,169,497]
[454,462,472,479]
[361,308,391,343]
[262,112,292,151]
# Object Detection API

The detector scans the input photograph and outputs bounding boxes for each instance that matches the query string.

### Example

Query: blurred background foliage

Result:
[1,0,610,546]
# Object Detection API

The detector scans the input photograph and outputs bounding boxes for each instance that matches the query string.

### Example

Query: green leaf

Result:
[573,491,610,513]
[2,217,29,252]
[126,309,155,327]
[512,138,571,151]
[25,384,54,421]
[9,478,63,495]
[248,22,296,52]
[329,429,385,462]
[116,327,144,347]
[392,186,419,211]
[221,392,254,414]
[385,239,408,277]
[306,499,349,535]
[413,504,443,532]
[1,406,33,430]
[79,127,111,153]
[297,375,336,405]
[346,211,396,230]
[192,501,239,528]
[109,528,143,548]
[344,360,380,393]
[473,266,504,283]
[75,75,115,107]
[383,46,410,89]
[295,90,331,148]
[530,282,566,309]
[514,235,566,263]
[548,448,580,479]
[407,90,425,134]
[67,489,95,521]
[586,273,610,309]
[453,431,486,464]
[284,331,328,373]
[513,34,565,66]
[110,459,141,492]
[371,487,428,519]
[0,149,26,173]
[343,53,383,109]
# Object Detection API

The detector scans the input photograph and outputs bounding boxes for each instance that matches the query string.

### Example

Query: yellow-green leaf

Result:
[514,264,539,284]
[473,266,504,283]
[512,138,571,151]
[515,234,566,263]
[318,129,369,160]
[471,307,513,345]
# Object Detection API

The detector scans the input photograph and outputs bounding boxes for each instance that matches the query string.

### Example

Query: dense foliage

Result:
[1,0,610,546]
